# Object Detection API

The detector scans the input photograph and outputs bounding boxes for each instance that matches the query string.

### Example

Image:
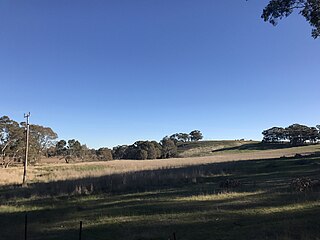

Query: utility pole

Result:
[22,112,30,186]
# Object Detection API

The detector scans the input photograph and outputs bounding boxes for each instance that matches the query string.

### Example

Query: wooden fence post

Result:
[79,221,83,240]
[25,213,28,240]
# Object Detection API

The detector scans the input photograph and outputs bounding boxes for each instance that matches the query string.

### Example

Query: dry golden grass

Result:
[0,144,319,186]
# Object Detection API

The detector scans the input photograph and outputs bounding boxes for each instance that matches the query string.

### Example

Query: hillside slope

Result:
[177,140,258,157]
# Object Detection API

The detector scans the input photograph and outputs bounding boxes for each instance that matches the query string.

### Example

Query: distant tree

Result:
[140,141,157,159]
[143,141,162,159]
[170,133,190,143]
[285,124,312,145]
[179,133,190,142]
[169,134,179,144]
[136,149,148,160]
[55,139,85,163]
[160,137,178,158]
[150,141,162,159]
[130,141,162,160]
[1,116,58,165]
[112,145,129,159]
[46,146,56,157]
[112,141,163,160]
[80,144,99,161]
[96,147,113,161]
[308,127,319,143]
[68,139,83,157]
[55,140,67,156]
[27,124,58,159]
[263,124,320,145]
[262,127,286,143]
[189,130,203,141]
[262,0,320,38]
[0,116,24,166]
[88,148,99,161]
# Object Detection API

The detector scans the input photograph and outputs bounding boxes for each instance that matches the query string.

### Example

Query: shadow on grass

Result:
[211,142,319,153]
[1,153,320,200]
[1,188,320,240]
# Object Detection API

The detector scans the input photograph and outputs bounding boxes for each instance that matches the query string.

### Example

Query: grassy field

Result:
[1,143,319,186]
[176,140,258,157]
[0,143,320,240]
[176,140,317,158]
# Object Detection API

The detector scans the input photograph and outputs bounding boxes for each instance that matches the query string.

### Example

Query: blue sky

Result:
[1,0,319,149]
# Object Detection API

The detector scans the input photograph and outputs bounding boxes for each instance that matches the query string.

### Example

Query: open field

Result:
[176,140,258,157]
[1,143,319,186]
[176,140,320,158]
[0,144,320,240]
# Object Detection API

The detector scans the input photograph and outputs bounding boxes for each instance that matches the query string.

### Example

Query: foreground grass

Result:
[1,151,320,239]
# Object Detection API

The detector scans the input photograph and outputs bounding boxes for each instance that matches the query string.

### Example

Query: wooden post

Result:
[22,112,30,186]
[79,221,83,240]
[173,232,176,240]
[24,213,28,240]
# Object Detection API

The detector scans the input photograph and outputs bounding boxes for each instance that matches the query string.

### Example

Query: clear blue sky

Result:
[1,1,319,149]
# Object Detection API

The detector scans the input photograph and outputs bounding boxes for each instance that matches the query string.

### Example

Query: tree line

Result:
[109,130,203,160]
[0,115,203,166]
[0,116,58,167]
[52,139,113,163]
[262,124,320,145]
[54,130,203,161]
[0,116,114,166]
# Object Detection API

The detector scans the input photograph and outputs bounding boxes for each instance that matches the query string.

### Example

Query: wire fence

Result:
[23,213,178,240]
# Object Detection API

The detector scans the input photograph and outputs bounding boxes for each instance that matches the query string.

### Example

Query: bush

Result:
[291,177,312,192]
[219,179,241,189]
